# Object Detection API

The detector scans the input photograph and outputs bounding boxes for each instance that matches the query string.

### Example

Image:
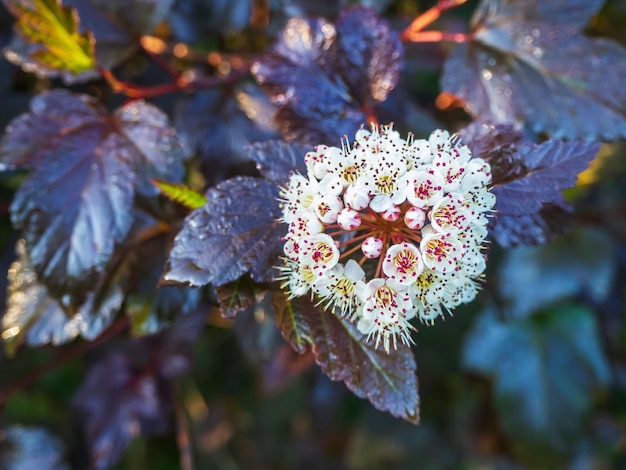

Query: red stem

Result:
[100,66,250,99]
[404,31,473,43]
[400,0,468,43]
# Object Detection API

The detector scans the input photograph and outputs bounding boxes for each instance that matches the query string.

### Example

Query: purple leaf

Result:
[331,6,402,105]
[252,6,401,144]
[164,176,285,287]
[246,140,308,184]
[174,86,278,186]
[215,276,260,319]
[442,0,626,139]
[73,314,203,468]
[492,140,600,216]
[0,90,188,301]
[272,293,420,424]
[1,241,122,356]
[271,291,313,354]
[73,352,172,469]
[458,122,599,247]
[490,204,572,247]
[471,0,604,30]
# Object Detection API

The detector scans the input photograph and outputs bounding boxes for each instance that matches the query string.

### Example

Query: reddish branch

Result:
[400,0,471,43]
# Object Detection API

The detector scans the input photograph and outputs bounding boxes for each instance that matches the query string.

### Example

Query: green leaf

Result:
[152,179,207,210]
[7,0,95,74]
[463,304,610,453]
[272,293,420,424]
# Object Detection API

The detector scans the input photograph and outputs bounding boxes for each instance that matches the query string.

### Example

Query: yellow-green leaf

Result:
[152,179,207,210]
[8,0,95,74]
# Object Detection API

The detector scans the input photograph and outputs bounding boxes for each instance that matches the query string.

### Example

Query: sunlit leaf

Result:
[5,0,95,75]
[0,90,188,303]
[4,0,174,83]
[163,176,284,287]
[442,0,626,139]
[464,304,610,450]
[1,240,122,356]
[152,179,206,210]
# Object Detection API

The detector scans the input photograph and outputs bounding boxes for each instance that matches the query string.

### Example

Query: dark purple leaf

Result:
[471,0,604,30]
[271,290,313,354]
[215,276,259,319]
[0,90,188,301]
[442,0,626,139]
[246,140,309,184]
[0,426,69,470]
[73,353,172,469]
[492,140,599,216]
[73,313,202,468]
[164,176,285,287]
[463,304,610,448]
[331,6,402,104]
[174,86,278,185]
[252,7,401,144]
[458,122,599,247]
[4,0,175,84]
[490,203,572,247]
[272,293,420,424]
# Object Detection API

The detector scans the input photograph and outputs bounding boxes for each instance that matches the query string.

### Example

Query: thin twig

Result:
[404,31,473,43]
[400,0,468,42]
[172,381,194,470]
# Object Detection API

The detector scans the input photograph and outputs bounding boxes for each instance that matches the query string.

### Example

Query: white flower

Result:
[315,259,365,319]
[299,233,340,278]
[404,169,444,209]
[278,124,495,353]
[420,225,462,273]
[356,278,415,353]
[382,242,424,285]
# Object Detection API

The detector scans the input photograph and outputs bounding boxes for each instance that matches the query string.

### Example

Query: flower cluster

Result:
[278,125,495,352]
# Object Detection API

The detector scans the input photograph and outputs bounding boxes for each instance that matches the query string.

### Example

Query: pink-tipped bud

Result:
[382,205,401,222]
[337,208,362,230]
[404,206,426,230]
[362,236,384,258]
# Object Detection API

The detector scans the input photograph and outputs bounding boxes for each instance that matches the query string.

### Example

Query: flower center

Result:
[375,174,396,195]
[342,165,359,183]
[394,250,417,273]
